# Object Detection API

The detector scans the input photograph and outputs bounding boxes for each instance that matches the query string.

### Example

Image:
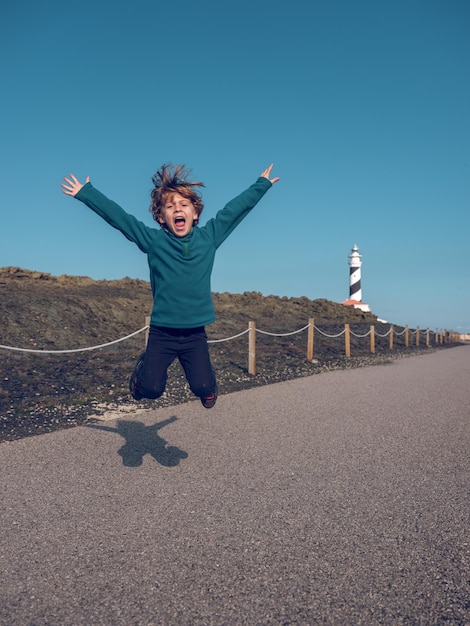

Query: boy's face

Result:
[157,192,198,237]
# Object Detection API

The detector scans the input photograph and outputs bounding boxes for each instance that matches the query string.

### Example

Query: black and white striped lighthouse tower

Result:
[349,243,362,301]
[342,244,371,312]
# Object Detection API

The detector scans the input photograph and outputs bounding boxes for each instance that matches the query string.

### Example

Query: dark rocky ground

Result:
[0,267,456,443]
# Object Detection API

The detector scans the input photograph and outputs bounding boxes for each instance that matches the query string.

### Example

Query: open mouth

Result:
[174,216,186,230]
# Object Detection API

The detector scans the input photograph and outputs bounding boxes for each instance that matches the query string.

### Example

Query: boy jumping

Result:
[61,163,279,408]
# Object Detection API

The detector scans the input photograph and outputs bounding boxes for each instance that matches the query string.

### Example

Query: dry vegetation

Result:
[0,267,447,442]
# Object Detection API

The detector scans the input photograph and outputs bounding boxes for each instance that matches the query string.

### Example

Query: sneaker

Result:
[201,385,218,409]
[129,352,145,401]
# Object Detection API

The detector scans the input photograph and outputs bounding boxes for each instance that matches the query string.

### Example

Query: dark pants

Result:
[139,325,216,400]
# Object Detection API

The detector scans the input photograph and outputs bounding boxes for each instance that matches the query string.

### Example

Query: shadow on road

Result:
[86,416,188,467]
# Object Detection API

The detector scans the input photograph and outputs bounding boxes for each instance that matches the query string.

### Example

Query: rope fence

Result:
[0,317,460,376]
[0,326,149,354]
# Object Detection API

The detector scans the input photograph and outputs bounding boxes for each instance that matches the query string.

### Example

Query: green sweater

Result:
[75,176,272,328]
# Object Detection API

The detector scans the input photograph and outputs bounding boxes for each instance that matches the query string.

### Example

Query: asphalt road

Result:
[1,347,469,625]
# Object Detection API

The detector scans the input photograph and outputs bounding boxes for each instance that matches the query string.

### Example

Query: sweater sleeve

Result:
[75,182,155,253]
[203,177,272,248]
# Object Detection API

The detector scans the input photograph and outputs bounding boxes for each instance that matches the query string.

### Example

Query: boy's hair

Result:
[150,164,205,224]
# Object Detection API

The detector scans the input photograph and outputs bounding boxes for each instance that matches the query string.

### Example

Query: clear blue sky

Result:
[1,0,469,332]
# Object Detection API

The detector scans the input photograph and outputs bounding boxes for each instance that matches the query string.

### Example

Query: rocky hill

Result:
[0,267,437,441]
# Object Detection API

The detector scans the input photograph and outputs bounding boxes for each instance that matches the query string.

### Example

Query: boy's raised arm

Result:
[61,174,91,197]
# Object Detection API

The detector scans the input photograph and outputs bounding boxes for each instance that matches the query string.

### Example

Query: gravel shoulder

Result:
[1,346,448,442]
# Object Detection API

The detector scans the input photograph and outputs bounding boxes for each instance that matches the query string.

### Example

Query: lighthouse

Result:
[349,243,362,301]
[342,244,371,312]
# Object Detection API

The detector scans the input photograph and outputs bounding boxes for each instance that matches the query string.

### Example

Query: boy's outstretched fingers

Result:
[61,174,90,196]
[260,163,280,184]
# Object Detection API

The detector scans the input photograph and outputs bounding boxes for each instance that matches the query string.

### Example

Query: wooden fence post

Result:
[145,315,150,349]
[389,325,394,350]
[370,325,375,354]
[307,318,315,360]
[426,328,430,347]
[416,326,420,347]
[344,323,351,358]
[248,321,256,375]
[405,324,409,347]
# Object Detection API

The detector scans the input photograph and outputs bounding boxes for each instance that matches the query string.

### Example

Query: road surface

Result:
[1,347,469,625]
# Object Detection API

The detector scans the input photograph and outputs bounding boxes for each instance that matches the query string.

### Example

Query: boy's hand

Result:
[260,164,280,184]
[61,174,90,196]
